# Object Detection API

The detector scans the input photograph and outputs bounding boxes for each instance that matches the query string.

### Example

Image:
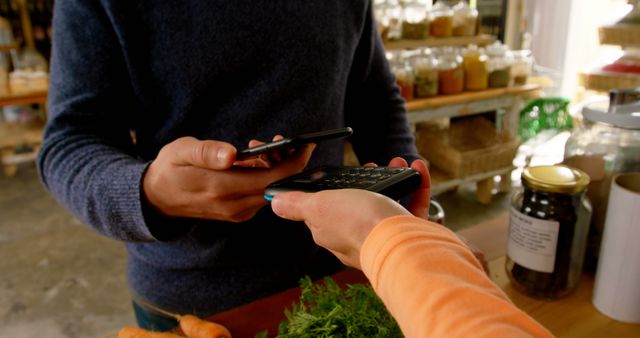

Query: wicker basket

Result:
[415,117,520,178]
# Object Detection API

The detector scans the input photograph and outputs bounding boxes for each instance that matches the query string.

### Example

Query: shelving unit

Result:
[0,0,52,177]
[580,22,640,93]
[406,84,541,202]
[0,80,48,176]
[384,34,495,50]
[379,25,537,202]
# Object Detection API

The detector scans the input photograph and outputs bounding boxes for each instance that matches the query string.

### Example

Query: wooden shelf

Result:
[579,71,640,92]
[431,165,514,196]
[0,80,48,106]
[599,24,640,48]
[384,34,495,50]
[0,44,18,52]
[405,84,541,124]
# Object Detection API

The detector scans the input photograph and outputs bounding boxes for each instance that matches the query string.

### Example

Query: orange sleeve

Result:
[360,215,553,338]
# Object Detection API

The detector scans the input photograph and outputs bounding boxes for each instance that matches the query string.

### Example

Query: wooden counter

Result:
[203,214,640,338]
[461,214,640,338]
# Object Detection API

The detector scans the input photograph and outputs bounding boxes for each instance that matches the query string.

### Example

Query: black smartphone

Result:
[236,127,353,160]
[264,166,422,201]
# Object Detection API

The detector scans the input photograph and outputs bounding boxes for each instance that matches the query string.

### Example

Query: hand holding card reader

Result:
[264,166,422,201]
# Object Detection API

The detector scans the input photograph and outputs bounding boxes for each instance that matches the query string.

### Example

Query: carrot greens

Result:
[271,276,403,338]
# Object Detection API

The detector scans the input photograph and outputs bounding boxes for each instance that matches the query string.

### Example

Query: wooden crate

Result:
[415,117,519,179]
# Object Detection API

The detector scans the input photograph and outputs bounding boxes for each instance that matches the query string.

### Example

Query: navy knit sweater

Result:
[38,0,418,316]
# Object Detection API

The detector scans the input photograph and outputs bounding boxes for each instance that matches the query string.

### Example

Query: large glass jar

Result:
[452,0,478,36]
[429,1,453,37]
[462,45,488,91]
[510,50,533,86]
[437,49,463,95]
[486,41,512,88]
[411,50,439,97]
[506,165,592,299]
[563,91,640,272]
[402,1,429,39]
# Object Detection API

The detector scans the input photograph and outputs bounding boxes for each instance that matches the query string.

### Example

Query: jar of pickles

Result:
[411,51,439,98]
[429,1,453,38]
[402,1,429,39]
[506,165,592,299]
[462,45,488,91]
[437,50,463,95]
[452,1,478,36]
[486,41,512,88]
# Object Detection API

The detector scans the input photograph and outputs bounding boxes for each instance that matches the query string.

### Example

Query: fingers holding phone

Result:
[233,135,292,168]
[234,127,353,168]
[142,136,317,223]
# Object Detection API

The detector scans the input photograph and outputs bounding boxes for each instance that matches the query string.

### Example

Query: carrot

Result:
[117,326,183,338]
[134,300,232,338]
[179,314,232,338]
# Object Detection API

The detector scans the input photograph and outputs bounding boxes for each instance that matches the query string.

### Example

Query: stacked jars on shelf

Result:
[388,42,534,102]
[375,0,478,42]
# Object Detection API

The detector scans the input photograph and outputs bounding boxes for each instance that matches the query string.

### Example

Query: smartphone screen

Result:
[236,127,353,160]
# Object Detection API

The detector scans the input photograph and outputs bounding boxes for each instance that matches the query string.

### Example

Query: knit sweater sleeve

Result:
[37,0,190,242]
[360,216,554,338]
[344,2,419,166]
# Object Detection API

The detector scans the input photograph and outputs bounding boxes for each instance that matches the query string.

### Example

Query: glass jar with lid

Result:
[486,41,512,88]
[429,1,453,38]
[506,165,592,299]
[402,1,429,39]
[437,48,463,95]
[452,0,478,36]
[374,0,403,42]
[462,45,488,91]
[388,50,415,101]
[510,50,533,86]
[411,49,439,97]
[563,89,640,272]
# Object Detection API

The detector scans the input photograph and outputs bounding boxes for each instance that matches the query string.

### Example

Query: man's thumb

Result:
[172,137,237,169]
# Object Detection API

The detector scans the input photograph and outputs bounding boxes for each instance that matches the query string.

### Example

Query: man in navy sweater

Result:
[38,0,422,329]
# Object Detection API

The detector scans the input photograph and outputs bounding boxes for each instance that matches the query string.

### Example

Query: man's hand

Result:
[142,136,315,222]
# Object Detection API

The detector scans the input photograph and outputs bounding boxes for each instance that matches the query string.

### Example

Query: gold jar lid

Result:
[522,165,590,194]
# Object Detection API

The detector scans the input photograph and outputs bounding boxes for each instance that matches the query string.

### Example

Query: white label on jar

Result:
[507,207,560,273]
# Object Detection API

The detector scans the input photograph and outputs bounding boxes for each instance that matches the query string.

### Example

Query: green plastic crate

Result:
[518,97,573,141]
